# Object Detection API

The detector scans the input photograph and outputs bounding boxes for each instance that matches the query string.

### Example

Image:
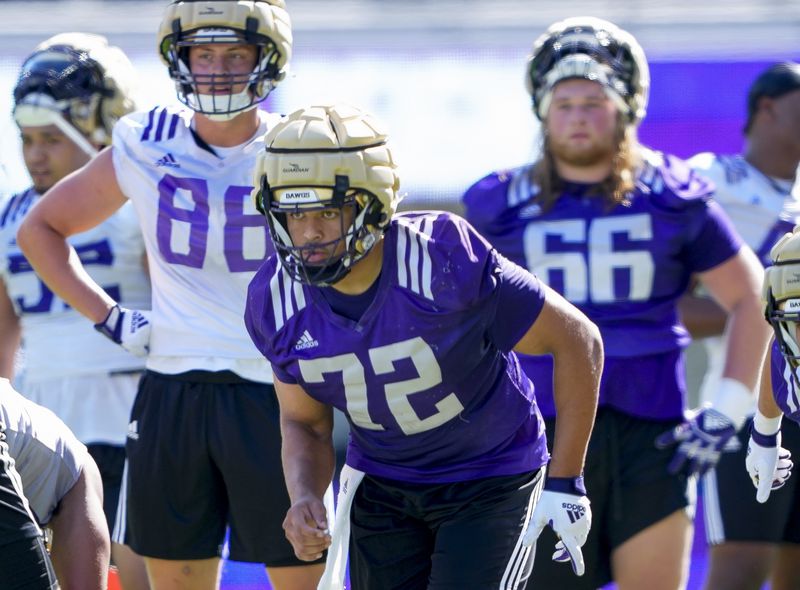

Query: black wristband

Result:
[750,422,779,447]
[544,475,586,495]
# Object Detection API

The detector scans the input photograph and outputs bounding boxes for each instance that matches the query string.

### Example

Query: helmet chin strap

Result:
[14,101,98,157]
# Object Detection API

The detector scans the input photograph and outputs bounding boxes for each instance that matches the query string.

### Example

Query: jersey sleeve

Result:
[244,258,300,384]
[1,385,86,525]
[489,252,546,351]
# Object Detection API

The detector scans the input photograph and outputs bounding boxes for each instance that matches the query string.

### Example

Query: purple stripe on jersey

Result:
[154,109,168,142]
[140,107,156,141]
[167,115,180,140]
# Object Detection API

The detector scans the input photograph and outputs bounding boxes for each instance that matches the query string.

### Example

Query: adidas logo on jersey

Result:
[155,153,180,168]
[127,420,139,441]
[294,330,319,350]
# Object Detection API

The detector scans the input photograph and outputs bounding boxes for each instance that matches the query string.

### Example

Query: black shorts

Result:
[349,469,542,590]
[122,370,313,565]
[0,536,57,589]
[703,417,800,545]
[87,443,125,539]
[526,408,693,590]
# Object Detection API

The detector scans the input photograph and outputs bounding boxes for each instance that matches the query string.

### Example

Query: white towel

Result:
[318,464,366,590]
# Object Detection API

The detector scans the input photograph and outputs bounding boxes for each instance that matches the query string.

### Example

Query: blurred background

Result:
[1,0,798,209]
[0,1,797,588]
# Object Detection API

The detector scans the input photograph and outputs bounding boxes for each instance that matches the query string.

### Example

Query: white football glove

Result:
[523,477,591,577]
[94,305,152,358]
[745,413,793,503]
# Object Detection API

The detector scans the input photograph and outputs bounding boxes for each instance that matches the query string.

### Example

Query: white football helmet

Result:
[764,226,800,371]
[526,17,650,125]
[253,104,402,286]
[158,0,292,121]
[13,32,138,156]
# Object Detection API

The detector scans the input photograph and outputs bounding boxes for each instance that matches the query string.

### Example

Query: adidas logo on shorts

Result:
[127,420,139,441]
[155,153,180,168]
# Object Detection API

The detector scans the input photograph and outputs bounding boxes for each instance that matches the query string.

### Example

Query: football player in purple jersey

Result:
[462,17,770,590]
[244,103,604,590]
[16,2,325,590]
[680,62,800,590]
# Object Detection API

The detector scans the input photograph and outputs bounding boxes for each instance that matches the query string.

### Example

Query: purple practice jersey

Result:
[245,211,549,483]
[769,339,800,424]
[463,149,743,420]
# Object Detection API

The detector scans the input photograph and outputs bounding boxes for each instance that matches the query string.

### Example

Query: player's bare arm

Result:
[758,345,782,420]
[273,376,334,562]
[514,283,603,477]
[16,148,127,323]
[48,456,110,590]
[698,245,770,395]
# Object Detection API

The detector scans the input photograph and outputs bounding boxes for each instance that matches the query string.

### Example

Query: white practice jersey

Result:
[689,153,800,406]
[0,380,87,526]
[0,188,150,380]
[112,106,279,382]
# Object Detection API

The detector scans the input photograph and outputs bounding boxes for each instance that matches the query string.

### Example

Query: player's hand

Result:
[523,478,591,576]
[282,496,331,562]
[746,425,793,503]
[94,305,151,357]
[655,406,738,477]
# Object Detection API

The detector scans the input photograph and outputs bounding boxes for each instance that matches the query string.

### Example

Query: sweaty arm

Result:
[48,455,110,590]
[16,148,128,324]
[273,376,335,561]
[514,283,603,478]
[699,246,771,414]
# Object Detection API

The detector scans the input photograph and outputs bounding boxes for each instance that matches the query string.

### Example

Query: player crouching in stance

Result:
[748,227,800,503]
[244,104,604,589]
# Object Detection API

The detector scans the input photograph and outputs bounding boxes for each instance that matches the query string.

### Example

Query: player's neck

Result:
[744,137,800,181]
[553,157,613,184]
[193,109,261,148]
[330,239,385,295]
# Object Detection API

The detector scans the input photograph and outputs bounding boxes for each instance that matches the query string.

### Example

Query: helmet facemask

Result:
[256,174,386,286]
[158,1,292,121]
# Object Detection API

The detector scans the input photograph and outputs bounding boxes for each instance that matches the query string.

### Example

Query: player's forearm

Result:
[49,469,110,590]
[721,292,771,392]
[280,418,336,504]
[549,319,603,478]
[758,349,783,420]
[17,222,116,323]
